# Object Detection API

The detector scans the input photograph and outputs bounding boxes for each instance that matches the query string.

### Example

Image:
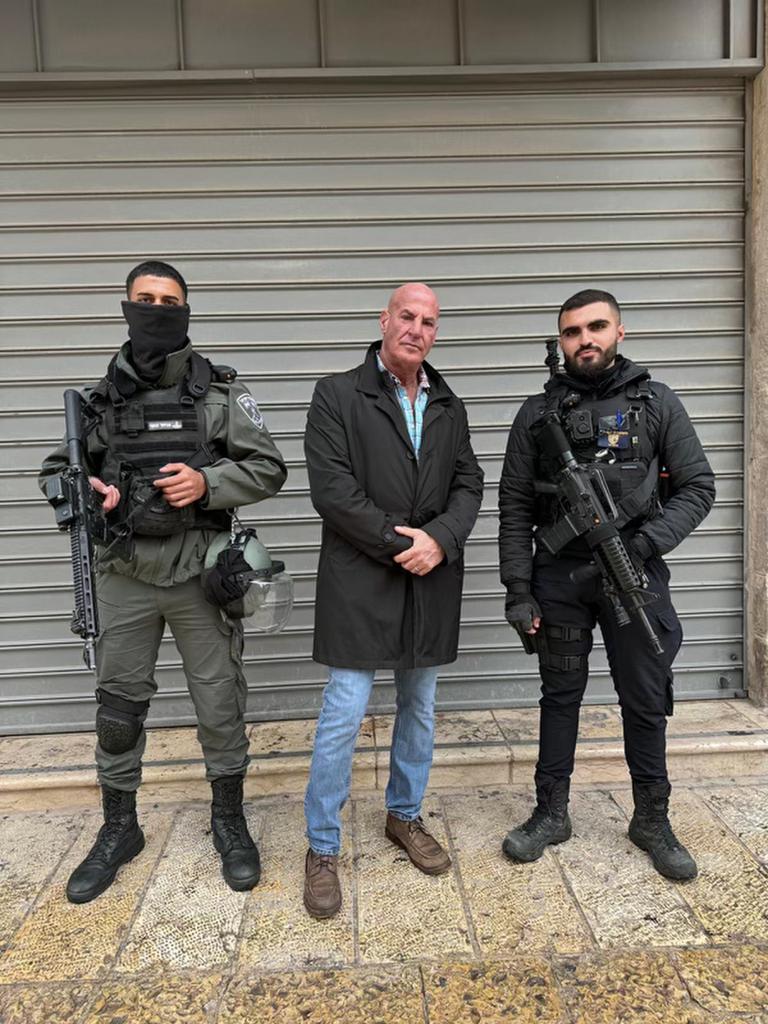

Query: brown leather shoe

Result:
[303,849,342,919]
[384,813,452,875]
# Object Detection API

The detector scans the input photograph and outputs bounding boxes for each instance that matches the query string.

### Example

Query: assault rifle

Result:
[45,390,109,670]
[533,410,663,655]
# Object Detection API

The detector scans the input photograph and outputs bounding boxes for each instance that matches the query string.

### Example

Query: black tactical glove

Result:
[628,533,655,568]
[504,586,542,634]
[203,547,252,607]
[505,586,543,655]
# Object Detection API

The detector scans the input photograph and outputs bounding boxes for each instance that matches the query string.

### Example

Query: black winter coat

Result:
[305,342,484,668]
[498,355,715,588]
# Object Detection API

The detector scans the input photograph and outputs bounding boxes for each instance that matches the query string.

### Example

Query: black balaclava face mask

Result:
[122,300,190,382]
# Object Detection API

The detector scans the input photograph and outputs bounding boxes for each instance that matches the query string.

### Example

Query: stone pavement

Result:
[1,707,768,1022]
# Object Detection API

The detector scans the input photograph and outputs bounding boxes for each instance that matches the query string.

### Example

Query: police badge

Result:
[237,393,264,430]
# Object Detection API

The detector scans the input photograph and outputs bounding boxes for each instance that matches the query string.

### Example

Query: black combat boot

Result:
[628,781,697,880]
[66,785,145,904]
[502,778,572,862]
[210,774,261,891]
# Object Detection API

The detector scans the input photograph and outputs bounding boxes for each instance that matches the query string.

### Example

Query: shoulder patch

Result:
[237,392,264,430]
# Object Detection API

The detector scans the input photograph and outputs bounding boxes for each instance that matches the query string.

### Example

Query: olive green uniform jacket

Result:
[39,342,288,585]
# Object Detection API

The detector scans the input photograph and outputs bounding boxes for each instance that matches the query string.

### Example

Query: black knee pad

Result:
[539,625,592,672]
[95,689,150,755]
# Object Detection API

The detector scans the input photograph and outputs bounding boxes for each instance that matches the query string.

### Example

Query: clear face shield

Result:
[203,527,294,631]
[240,561,294,634]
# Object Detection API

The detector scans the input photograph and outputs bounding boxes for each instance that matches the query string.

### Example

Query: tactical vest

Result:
[89,351,235,537]
[536,377,660,531]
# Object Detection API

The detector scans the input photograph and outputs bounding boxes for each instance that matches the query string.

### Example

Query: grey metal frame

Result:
[0,0,763,85]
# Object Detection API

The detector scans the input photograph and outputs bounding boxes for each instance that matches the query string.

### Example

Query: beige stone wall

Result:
[746,0,768,705]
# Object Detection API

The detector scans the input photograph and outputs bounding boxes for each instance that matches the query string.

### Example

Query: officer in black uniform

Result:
[498,289,715,880]
[40,261,287,902]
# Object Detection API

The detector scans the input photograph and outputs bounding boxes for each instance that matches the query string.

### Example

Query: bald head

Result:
[379,281,440,386]
[387,282,440,317]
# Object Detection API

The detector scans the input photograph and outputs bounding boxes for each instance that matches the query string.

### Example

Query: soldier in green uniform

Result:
[39,261,287,903]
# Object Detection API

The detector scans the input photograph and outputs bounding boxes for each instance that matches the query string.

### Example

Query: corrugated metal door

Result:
[0,78,745,733]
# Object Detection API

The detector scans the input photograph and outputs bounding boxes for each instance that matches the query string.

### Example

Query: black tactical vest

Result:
[536,377,659,530]
[90,352,234,537]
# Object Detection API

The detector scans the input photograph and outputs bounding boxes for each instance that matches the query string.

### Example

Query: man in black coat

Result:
[499,289,715,881]
[302,282,484,918]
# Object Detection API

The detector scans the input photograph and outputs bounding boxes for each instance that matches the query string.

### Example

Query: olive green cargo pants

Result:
[94,571,249,791]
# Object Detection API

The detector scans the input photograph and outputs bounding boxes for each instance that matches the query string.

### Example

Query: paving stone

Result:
[1,809,170,983]
[443,790,593,956]
[0,811,81,951]
[0,781,102,814]
[236,798,354,970]
[666,700,763,737]
[83,970,224,1024]
[423,959,565,1024]
[0,732,96,774]
[248,716,320,756]
[614,787,768,943]
[375,711,511,787]
[555,790,706,949]
[219,965,425,1023]
[0,982,93,1024]
[354,795,473,962]
[116,807,249,973]
[143,727,207,764]
[701,783,768,866]
[247,716,376,796]
[729,700,768,730]
[494,705,622,744]
[554,950,723,1024]
[374,710,508,749]
[674,944,768,1015]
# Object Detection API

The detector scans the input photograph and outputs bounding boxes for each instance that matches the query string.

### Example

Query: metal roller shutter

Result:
[0,78,745,733]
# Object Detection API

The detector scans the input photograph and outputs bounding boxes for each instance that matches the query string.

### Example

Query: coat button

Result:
[383,531,394,542]
[406,451,415,460]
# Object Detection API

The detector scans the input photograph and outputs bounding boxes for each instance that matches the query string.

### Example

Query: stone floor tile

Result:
[701,783,768,866]
[116,807,249,973]
[354,795,473,962]
[0,731,96,774]
[245,717,375,796]
[665,700,763,737]
[375,711,511,788]
[374,710,509,758]
[248,716,317,756]
[614,787,768,944]
[83,970,224,1024]
[554,950,722,1024]
[728,700,768,730]
[236,799,354,970]
[490,706,542,743]
[423,959,566,1024]
[219,965,425,1024]
[0,782,101,814]
[378,746,510,790]
[555,791,706,949]
[494,706,622,744]
[249,715,374,756]
[1,809,171,983]
[674,944,768,1015]
[0,811,81,951]
[143,726,207,764]
[443,791,593,956]
[0,981,94,1024]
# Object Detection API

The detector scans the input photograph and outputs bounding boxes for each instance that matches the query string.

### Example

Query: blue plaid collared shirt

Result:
[377,353,430,458]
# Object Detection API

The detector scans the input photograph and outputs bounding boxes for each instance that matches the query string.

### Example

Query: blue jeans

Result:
[304,666,439,855]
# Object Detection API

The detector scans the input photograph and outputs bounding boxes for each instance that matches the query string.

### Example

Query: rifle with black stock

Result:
[45,389,109,670]
[531,339,663,655]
